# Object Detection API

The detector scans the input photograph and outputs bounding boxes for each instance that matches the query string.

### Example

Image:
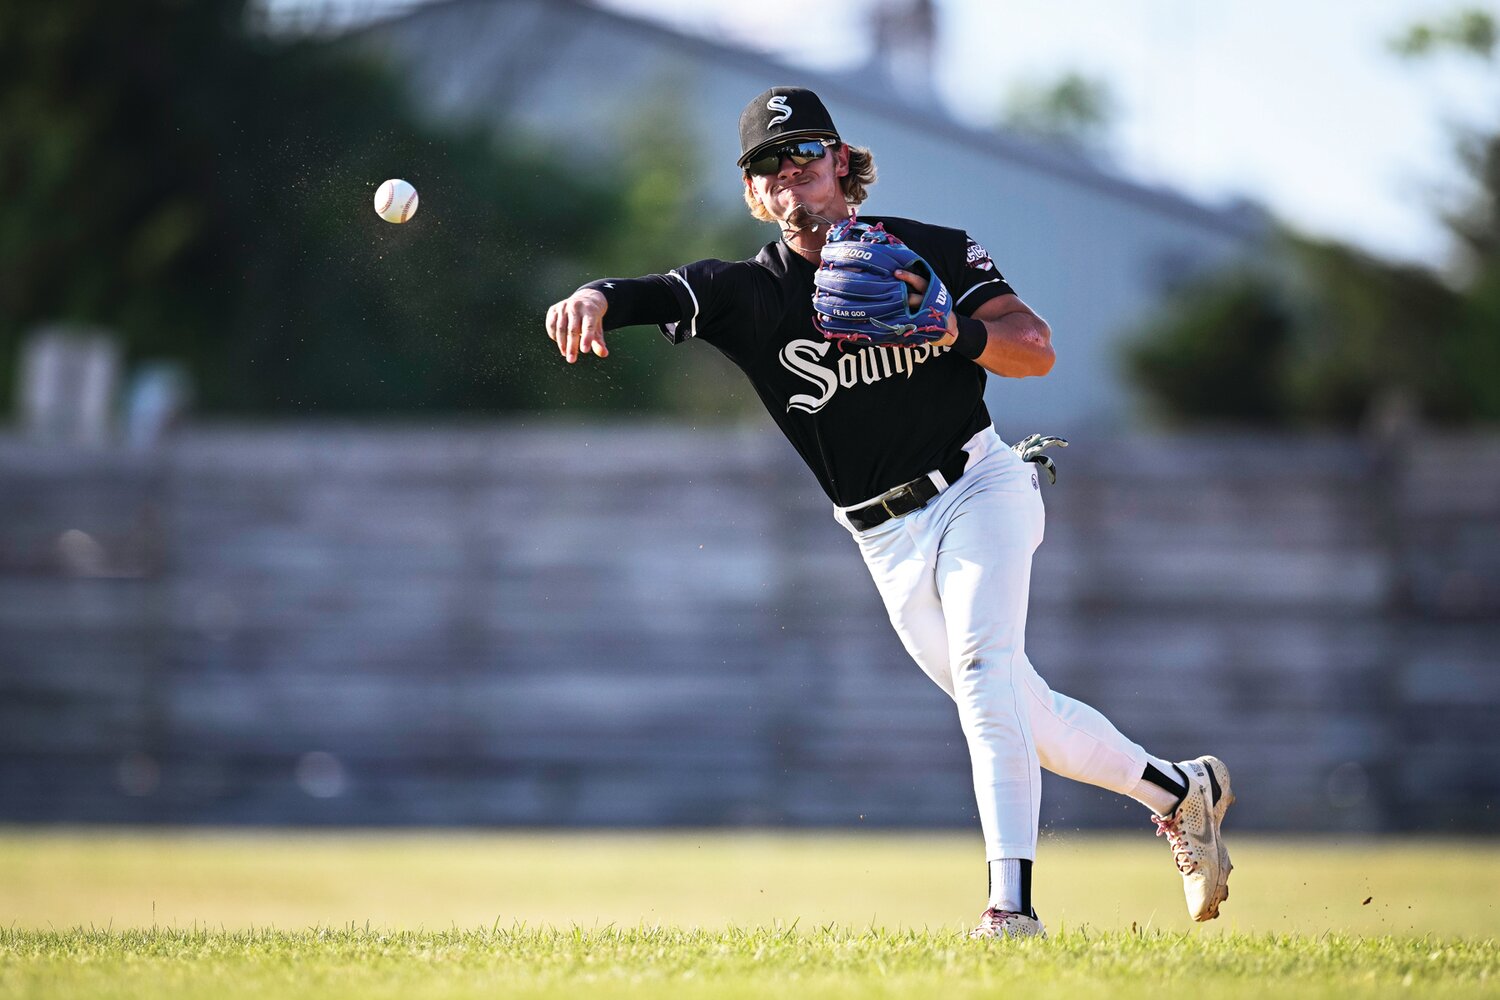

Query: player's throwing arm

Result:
[545,289,610,363]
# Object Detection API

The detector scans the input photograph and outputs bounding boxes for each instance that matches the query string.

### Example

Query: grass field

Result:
[2,829,1497,998]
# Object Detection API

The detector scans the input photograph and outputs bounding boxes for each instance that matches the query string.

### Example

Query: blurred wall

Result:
[1,423,1496,832]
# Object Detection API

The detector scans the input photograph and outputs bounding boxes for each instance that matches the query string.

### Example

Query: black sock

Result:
[1142,762,1189,803]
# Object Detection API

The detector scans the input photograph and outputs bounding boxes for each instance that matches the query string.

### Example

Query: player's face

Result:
[744,142,850,224]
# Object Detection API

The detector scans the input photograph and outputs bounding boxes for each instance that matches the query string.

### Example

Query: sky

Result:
[589,0,1498,269]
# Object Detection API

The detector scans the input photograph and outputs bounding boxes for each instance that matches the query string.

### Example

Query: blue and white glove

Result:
[812,218,952,347]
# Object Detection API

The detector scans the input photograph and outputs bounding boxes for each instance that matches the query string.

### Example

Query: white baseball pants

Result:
[837,425,1153,861]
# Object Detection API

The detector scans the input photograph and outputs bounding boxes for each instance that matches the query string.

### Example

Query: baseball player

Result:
[544,86,1233,940]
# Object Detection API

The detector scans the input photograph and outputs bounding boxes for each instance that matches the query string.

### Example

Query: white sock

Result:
[988,858,1025,912]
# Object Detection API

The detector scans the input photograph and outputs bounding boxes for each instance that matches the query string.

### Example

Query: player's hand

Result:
[545,289,610,363]
[893,269,959,347]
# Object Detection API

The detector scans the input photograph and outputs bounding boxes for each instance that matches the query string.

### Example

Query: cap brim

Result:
[737,131,840,168]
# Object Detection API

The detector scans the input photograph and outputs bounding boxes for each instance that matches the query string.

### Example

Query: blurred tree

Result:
[1406,7,1500,420]
[1124,228,1474,428]
[0,0,753,417]
[1124,7,1500,427]
[998,72,1116,153]
[1391,7,1496,58]
[1124,267,1294,425]
[558,88,767,419]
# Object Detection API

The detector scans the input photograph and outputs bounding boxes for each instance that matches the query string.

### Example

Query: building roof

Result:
[354,0,1264,240]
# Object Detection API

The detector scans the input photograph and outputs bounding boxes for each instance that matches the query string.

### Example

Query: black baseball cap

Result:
[737,86,841,168]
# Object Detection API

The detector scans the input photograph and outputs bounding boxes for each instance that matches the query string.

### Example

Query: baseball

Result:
[374,178,419,224]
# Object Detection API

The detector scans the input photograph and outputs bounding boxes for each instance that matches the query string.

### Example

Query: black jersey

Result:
[633,216,1012,506]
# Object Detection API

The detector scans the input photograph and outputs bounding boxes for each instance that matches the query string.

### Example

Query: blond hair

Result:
[742,144,877,223]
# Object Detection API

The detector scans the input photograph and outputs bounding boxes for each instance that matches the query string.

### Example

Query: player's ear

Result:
[834,143,850,178]
[745,171,770,205]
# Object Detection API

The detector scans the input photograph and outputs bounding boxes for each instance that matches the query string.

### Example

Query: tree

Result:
[1124,267,1293,426]
[0,0,756,417]
[1391,7,1496,59]
[998,72,1116,153]
[1123,7,1500,427]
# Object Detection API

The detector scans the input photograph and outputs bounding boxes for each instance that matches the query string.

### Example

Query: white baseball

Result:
[374,178,419,224]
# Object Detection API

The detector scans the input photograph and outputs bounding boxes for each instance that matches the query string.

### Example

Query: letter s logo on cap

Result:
[766,95,791,128]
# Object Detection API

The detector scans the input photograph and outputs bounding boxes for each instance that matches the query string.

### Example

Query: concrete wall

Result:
[2,423,1496,832]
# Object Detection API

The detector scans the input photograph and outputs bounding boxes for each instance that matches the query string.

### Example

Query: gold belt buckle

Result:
[880,484,916,519]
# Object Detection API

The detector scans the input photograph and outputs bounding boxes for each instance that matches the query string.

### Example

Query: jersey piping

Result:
[666,270,701,340]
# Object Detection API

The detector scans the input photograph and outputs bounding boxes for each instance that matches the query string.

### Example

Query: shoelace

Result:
[977,909,1022,930]
[1152,814,1199,874]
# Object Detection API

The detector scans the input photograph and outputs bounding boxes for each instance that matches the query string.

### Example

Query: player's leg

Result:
[853,490,1057,841]
[933,441,1232,923]
[980,500,1218,814]
[1016,649,1235,919]
[1017,654,1181,809]
[849,514,957,697]
[940,441,1233,921]
[848,441,1231,927]
[853,442,1133,930]
[848,504,1044,938]
[928,456,1046,875]
[929,470,1053,939]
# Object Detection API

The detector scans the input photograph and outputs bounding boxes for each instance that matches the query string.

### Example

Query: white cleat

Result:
[969,908,1047,940]
[1152,755,1235,922]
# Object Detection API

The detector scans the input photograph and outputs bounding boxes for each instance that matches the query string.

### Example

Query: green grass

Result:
[5,926,1499,1000]
[1,830,1497,998]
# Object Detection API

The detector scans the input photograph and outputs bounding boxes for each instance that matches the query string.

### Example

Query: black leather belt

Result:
[845,452,969,531]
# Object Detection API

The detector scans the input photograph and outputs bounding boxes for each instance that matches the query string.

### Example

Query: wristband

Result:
[952,314,988,360]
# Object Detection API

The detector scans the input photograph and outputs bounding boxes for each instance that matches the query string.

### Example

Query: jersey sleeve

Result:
[948,233,1015,315]
[582,275,681,330]
[655,258,771,362]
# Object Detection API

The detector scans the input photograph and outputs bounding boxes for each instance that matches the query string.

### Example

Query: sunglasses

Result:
[744,139,837,176]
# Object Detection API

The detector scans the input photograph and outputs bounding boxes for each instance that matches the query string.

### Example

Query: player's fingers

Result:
[545,303,562,345]
[894,269,927,309]
[551,302,575,356]
[581,312,609,358]
[562,301,587,363]
[894,268,928,292]
[553,305,576,360]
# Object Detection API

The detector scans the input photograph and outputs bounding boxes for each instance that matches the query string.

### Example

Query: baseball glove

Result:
[812,219,952,347]
[1011,433,1069,485]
